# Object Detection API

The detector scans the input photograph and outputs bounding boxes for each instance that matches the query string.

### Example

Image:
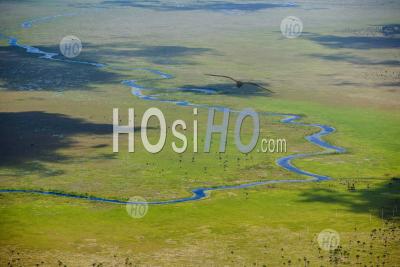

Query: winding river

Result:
[0,11,345,205]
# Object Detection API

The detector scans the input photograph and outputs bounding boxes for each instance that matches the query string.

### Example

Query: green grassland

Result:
[0,0,399,266]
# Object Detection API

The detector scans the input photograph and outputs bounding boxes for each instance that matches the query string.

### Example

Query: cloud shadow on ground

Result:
[299,178,400,219]
[98,1,298,12]
[308,52,400,66]
[305,33,400,50]
[0,46,123,91]
[0,112,155,173]
[83,43,215,65]
[0,112,110,166]
[180,81,272,97]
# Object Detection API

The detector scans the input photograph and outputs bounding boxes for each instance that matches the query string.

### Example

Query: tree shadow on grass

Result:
[299,178,400,219]
[0,112,154,174]
[0,45,123,91]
